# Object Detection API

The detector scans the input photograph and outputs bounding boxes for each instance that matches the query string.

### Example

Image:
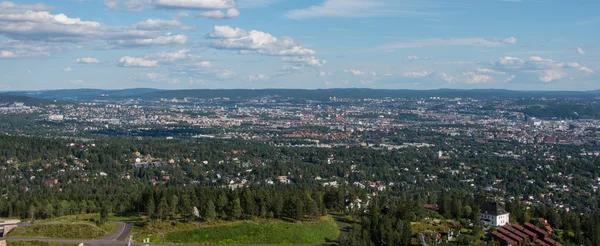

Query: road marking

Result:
[114,223,127,241]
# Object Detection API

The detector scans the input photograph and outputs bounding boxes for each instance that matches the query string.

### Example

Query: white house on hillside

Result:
[481,202,510,227]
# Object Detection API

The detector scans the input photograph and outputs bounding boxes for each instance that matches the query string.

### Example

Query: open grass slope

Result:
[8,222,116,239]
[138,216,340,245]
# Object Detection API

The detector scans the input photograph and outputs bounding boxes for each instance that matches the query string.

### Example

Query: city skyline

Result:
[0,0,598,91]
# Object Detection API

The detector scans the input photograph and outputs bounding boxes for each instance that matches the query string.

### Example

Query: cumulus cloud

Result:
[344,69,365,76]
[490,56,594,83]
[378,37,518,51]
[207,26,314,55]
[282,56,326,67]
[0,2,191,53]
[199,8,240,19]
[206,26,324,67]
[0,50,17,58]
[319,71,331,77]
[248,74,270,81]
[64,67,73,72]
[577,47,585,56]
[402,71,431,78]
[404,56,420,60]
[119,56,158,67]
[74,57,100,64]
[475,68,505,75]
[153,49,191,61]
[463,72,492,84]
[538,70,565,83]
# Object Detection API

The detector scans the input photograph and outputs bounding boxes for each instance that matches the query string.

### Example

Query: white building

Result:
[481,202,510,227]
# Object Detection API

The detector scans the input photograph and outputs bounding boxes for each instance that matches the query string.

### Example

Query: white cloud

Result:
[154,0,235,9]
[200,61,212,67]
[133,19,192,30]
[490,56,595,82]
[319,71,332,77]
[404,56,420,60]
[278,46,316,56]
[119,56,158,67]
[439,72,456,83]
[282,56,327,67]
[216,70,234,79]
[402,71,431,78]
[578,66,594,73]
[144,72,180,84]
[0,3,101,41]
[0,50,17,58]
[64,66,72,72]
[74,57,100,64]
[475,68,505,75]
[504,75,515,83]
[0,2,191,52]
[344,69,365,76]
[199,8,240,19]
[538,70,565,83]
[577,47,585,56]
[206,26,324,67]
[378,37,517,51]
[463,72,492,84]
[502,37,517,44]
[112,34,188,46]
[207,26,318,56]
[154,49,190,61]
[491,56,525,69]
[104,0,120,10]
[248,74,270,81]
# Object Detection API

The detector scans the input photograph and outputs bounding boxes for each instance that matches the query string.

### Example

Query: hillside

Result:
[0,94,57,107]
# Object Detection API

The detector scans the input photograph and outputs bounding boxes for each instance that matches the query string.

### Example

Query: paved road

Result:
[102,222,132,241]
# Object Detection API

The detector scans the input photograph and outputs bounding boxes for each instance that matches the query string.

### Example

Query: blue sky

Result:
[0,0,598,91]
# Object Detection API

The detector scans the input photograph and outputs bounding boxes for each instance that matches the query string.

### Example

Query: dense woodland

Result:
[0,134,599,245]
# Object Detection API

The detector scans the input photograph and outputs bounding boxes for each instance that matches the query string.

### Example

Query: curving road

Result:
[102,222,132,241]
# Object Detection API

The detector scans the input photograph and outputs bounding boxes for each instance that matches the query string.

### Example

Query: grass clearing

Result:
[8,222,115,239]
[137,216,340,245]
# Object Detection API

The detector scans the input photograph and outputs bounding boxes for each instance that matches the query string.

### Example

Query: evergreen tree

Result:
[205,200,216,220]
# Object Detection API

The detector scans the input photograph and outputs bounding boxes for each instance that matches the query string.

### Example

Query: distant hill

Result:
[4,88,161,100]
[0,94,57,107]
[4,88,600,101]
[136,88,600,100]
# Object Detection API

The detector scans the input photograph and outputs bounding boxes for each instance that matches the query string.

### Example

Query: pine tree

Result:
[205,200,216,220]
[146,198,155,218]
[232,198,242,220]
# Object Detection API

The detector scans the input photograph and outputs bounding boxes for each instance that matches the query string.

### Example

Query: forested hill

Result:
[0,94,57,106]
[4,88,600,100]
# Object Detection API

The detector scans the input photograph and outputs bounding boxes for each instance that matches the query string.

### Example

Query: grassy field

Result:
[8,222,117,239]
[137,216,340,245]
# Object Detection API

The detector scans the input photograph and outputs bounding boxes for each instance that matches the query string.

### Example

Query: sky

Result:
[0,0,598,91]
